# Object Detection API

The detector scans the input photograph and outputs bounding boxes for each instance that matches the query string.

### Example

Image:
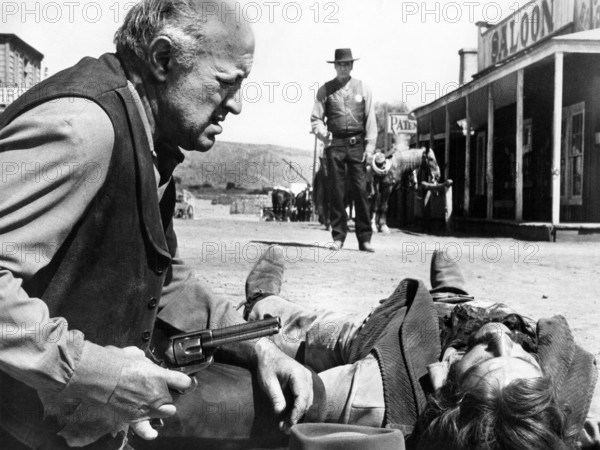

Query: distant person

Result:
[311,48,377,252]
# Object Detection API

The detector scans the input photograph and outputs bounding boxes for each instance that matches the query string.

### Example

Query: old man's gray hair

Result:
[114,0,227,69]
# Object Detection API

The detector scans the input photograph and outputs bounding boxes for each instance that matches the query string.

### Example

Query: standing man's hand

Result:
[314,131,333,148]
[325,132,333,148]
[252,338,313,433]
[365,141,376,159]
[363,148,374,166]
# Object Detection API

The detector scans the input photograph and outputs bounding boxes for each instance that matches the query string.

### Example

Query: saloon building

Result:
[412,0,600,240]
[0,34,44,113]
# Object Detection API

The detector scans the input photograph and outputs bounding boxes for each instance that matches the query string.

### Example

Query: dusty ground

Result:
[174,215,600,360]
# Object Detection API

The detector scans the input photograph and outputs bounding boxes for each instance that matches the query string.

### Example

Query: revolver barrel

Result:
[171,316,281,368]
[202,317,282,349]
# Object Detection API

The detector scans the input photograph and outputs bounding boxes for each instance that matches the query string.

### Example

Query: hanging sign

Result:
[388,113,417,135]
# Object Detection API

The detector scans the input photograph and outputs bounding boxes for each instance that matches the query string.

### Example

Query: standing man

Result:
[0,1,313,448]
[311,48,378,252]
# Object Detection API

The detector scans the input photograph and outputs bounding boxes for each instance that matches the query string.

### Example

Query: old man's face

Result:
[156,22,255,152]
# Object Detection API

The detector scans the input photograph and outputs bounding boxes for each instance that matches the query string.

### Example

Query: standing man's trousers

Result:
[326,142,372,244]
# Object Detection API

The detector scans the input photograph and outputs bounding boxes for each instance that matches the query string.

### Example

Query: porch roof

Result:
[413,31,600,118]
[553,29,600,41]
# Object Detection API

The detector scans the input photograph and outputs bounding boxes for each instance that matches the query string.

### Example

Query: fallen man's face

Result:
[453,322,543,389]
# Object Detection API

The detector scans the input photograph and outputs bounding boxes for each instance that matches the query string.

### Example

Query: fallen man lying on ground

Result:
[137,247,600,450]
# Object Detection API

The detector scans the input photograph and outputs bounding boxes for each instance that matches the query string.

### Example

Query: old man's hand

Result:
[38,346,192,447]
[111,347,192,439]
[252,338,314,433]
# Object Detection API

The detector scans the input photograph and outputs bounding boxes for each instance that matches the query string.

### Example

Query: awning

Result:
[413,31,600,118]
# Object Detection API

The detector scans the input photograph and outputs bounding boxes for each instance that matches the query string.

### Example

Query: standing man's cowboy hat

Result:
[327,48,359,63]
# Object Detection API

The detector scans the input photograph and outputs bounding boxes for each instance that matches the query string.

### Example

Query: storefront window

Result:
[561,103,585,205]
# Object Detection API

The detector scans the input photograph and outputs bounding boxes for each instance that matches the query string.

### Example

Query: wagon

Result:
[174,190,195,220]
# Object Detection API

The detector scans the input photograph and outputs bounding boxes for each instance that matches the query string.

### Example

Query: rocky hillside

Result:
[173,141,315,194]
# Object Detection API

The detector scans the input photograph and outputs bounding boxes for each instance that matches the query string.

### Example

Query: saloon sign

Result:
[481,0,574,69]
[388,113,417,135]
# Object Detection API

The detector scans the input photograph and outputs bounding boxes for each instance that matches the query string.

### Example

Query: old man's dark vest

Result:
[0,53,175,447]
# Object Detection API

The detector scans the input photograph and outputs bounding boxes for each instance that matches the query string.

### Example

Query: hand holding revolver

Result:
[114,347,192,440]
[39,345,193,446]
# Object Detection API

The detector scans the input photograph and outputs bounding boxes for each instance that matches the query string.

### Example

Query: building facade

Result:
[413,0,600,232]
[0,34,44,113]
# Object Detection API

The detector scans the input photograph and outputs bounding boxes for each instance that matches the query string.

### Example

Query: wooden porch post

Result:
[384,104,389,152]
[444,105,450,181]
[516,69,524,222]
[552,53,564,225]
[486,85,495,220]
[465,95,471,216]
[415,120,419,148]
[429,113,434,150]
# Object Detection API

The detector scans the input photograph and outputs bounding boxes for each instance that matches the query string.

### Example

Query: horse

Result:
[295,187,313,222]
[369,147,441,233]
[271,187,295,222]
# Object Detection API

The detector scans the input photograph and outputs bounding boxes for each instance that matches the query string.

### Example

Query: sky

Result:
[2,0,524,152]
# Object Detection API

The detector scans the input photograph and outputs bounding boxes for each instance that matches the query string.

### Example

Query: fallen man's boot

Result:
[429,250,474,304]
[243,245,285,320]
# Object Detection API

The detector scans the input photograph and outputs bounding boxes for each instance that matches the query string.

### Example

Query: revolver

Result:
[147,317,281,429]
[157,316,282,376]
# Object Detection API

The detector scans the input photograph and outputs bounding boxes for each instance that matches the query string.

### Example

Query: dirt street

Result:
[174,216,600,360]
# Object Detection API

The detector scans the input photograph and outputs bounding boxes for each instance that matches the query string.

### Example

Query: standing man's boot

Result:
[358,241,375,253]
